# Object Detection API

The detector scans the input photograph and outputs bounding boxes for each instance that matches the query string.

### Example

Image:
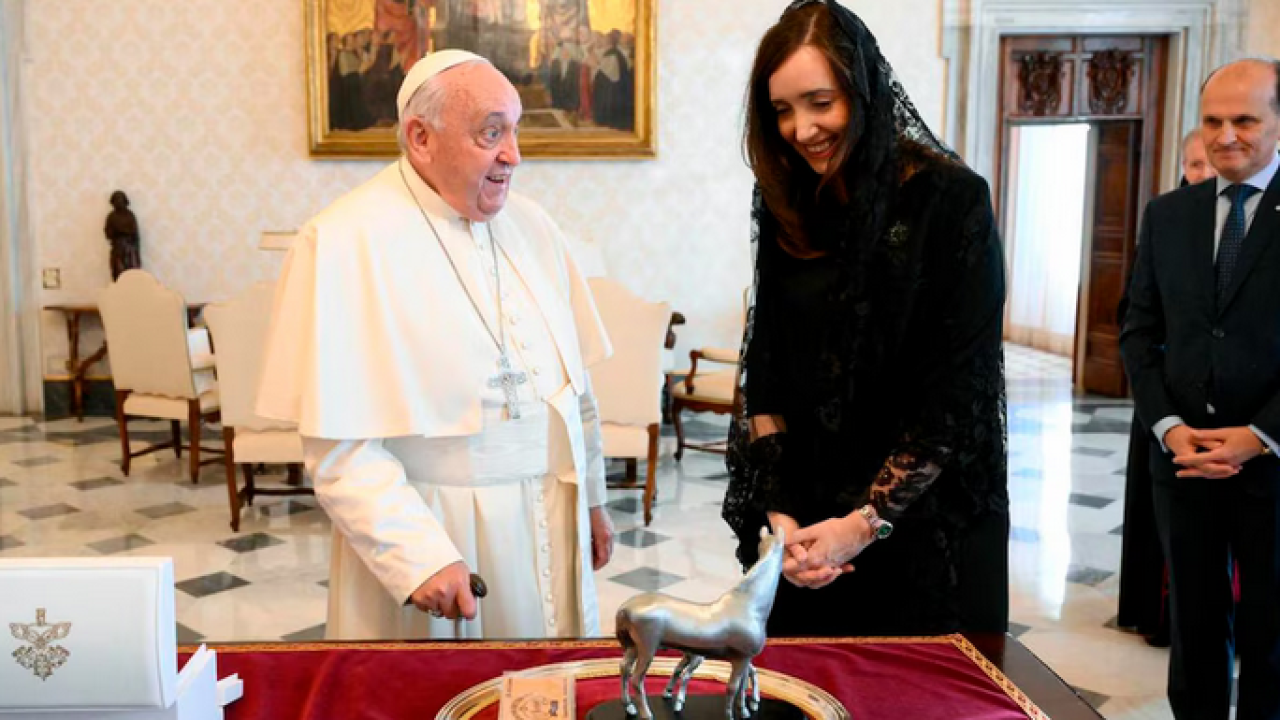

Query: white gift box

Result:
[0,558,178,711]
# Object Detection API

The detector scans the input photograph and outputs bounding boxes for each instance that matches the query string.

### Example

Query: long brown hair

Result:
[744,3,858,257]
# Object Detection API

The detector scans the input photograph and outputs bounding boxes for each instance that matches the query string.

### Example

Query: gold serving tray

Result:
[437,657,850,720]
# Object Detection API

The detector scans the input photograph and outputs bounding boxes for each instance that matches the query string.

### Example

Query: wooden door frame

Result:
[993,33,1168,395]
[956,0,1244,195]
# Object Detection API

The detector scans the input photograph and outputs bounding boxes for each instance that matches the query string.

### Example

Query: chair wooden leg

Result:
[242,464,257,507]
[643,424,660,526]
[286,464,303,487]
[115,390,132,476]
[171,420,182,459]
[671,404,686,462]
[223,428,241,532]
[188,401,201,484]
[625,458,638,484]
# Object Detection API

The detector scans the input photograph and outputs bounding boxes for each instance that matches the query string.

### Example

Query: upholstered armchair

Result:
[667,289,747,460]
[204,282,310,532]
[97,270,222,482]
[587,277,671,526]
[668,347,740,460]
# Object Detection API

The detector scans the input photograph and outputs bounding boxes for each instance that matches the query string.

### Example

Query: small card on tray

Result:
[499,671,575,720]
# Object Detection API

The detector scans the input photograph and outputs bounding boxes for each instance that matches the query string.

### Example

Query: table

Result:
[43,303,205,421]
[187,634,1102,720]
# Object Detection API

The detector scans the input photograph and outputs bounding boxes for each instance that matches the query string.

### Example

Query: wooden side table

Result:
[44,303,205,421]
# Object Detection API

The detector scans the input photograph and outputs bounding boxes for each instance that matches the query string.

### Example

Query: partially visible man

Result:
[1181,128,1219,185]
[258,49,615,640]
[1121,58,1280,720]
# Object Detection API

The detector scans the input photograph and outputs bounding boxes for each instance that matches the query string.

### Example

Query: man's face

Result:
[1181,134,1217,185]
[1200,62,1280,183]
[413,63,523,222]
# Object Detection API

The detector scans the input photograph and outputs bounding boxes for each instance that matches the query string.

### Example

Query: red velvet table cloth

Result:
[187,636,1062,720]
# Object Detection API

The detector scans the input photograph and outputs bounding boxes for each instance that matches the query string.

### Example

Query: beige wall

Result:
[1247,0,1280,57]
[25,0,945,380]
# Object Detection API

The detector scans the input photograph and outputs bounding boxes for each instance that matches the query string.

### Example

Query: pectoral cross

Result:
[488,353,528,419]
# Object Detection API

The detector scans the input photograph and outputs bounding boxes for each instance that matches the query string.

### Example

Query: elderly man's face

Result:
[1201,61,1280,183]
[1182,134,1217,185]
[420,63,523,222]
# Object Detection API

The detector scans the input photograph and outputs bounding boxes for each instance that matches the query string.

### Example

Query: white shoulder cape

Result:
[256,161,611,441]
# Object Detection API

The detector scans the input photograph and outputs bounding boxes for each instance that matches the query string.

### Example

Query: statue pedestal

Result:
[586,696,807,720]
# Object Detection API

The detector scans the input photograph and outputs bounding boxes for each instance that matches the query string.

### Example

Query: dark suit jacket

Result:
[1120,165,1280,493]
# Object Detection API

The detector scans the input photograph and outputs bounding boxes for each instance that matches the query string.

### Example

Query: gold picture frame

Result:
[305,0,657,160]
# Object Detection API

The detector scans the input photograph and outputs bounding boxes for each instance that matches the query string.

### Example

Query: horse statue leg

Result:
[736,662,750,719]
[621,645,638,715]
[747,662,760,712]
[663,653,692,703]
[725,658,749,720]
[672,654,703,712]
[630,642,658,719]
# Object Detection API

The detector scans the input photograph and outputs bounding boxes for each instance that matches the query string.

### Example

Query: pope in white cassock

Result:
[256,49,616,640]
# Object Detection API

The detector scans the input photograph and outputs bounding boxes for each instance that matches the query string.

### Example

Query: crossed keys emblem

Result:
[10,608,72,680]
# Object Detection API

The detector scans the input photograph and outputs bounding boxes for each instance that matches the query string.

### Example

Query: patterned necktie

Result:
[1216,183,1261,309]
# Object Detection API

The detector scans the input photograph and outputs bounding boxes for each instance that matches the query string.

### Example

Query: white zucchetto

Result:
[396,49,490,121]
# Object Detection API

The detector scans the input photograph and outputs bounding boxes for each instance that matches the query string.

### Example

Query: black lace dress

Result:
[723,157,1010,636]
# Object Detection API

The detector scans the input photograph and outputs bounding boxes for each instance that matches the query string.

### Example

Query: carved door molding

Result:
[1088,49,1137,115]
[1002,36,1152,120]
[1018,52,1064,116]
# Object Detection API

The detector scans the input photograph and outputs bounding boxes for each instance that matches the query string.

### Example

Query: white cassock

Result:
[256,159,611,640]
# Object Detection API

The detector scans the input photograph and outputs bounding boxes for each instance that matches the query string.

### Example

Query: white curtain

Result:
[0,0,40,413]
[1003,123,1091,357]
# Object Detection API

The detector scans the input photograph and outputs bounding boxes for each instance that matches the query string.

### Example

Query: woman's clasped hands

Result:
[768,510,874,590]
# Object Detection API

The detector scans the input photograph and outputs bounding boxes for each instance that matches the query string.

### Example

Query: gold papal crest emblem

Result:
[10,608,72,681]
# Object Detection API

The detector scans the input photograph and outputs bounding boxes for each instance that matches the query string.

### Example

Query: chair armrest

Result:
[697,347,740,364]
[683,347,741,395]
[665,311,686,351]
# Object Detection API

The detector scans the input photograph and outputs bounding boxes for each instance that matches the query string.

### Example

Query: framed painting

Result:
[306,0,656,159]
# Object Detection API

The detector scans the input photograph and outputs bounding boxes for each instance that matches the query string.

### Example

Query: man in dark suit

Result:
[1121,58,1280,720]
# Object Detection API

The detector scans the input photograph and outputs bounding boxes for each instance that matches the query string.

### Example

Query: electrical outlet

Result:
[42,268,61,289]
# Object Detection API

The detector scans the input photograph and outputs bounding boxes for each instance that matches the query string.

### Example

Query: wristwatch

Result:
[857,505,894,541]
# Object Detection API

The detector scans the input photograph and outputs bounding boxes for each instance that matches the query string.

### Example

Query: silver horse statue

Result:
[615,526,784,720]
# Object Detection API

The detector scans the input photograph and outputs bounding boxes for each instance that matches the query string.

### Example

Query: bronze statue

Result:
[616,527,784,720]
[104,190,140,280]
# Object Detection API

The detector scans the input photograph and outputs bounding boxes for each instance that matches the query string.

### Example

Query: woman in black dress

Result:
[722,0,1010,636]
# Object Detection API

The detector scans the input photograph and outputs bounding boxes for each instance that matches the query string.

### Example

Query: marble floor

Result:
[0,344,1178,718]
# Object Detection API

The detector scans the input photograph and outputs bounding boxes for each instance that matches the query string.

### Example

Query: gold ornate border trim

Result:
[182,636,962,654]
[946,635,1051,720]
[184,639,622,653]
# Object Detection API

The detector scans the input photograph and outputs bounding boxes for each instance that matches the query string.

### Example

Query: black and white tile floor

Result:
[0,345,1175,718]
